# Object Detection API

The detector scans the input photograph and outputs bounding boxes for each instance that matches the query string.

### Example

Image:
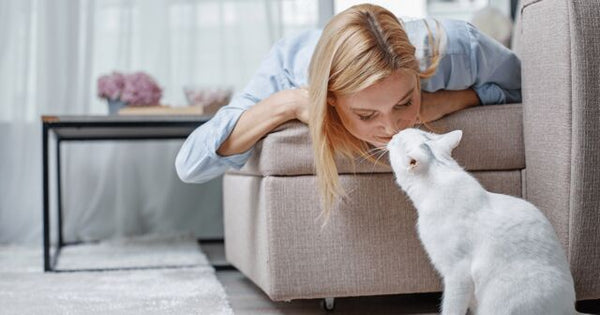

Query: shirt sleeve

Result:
[466,22,522,105]
[175,39,291,184]
[419,20,521,105]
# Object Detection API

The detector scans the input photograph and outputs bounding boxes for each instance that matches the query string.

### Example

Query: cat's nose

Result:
[386,141,394,150]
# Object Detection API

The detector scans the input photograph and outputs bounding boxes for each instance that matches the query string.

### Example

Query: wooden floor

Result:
[201,243,600,315]
[202,242,441,314]
[217,269,442,315]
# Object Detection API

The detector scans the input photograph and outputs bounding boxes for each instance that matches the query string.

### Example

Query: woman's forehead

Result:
[341,72,416,110]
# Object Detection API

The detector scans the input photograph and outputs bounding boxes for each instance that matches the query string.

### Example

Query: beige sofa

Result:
[223,0,599,305]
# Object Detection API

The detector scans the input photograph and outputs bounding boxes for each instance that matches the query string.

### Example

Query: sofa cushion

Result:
[233,103,524,176]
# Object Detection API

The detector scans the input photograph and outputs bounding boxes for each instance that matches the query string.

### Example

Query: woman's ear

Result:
[327,94,336,107]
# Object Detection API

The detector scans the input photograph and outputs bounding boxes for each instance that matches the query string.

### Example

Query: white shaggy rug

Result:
[0,234,233,315]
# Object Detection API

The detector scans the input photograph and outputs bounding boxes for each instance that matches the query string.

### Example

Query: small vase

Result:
[107,99,127,115]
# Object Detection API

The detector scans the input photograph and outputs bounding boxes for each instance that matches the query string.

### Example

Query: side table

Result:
[41,115,225,272]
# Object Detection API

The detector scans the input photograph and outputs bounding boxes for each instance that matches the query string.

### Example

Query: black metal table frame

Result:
[41,115,232,272]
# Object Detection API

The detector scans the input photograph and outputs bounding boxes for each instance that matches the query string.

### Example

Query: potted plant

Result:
[97,71,162,114]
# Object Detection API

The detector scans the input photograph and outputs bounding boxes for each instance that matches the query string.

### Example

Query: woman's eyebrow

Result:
[350,87,415,111]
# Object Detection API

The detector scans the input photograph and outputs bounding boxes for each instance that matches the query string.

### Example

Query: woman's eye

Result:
[394,100,412,109]
[358,114,374,121]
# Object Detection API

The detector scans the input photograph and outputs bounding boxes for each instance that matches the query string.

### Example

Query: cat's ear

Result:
[439,130,463,152]
[426,130,463,159]
[406,149,430,173]
[407,156,419,171]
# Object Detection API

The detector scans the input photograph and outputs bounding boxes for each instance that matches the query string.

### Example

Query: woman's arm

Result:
[419,88,480,123]
[175,31,315,184]
[217,88,309,156]
[175,88,309,183]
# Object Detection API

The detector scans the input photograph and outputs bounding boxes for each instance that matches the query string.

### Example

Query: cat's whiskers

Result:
[359,146,389,163]
[369,146,389,174]
[358,144,389,174]
[344,147,390,197]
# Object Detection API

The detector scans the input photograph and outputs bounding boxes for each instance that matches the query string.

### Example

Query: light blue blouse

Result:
[175,18,522,184]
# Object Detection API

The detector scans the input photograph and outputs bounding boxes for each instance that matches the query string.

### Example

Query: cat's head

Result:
[386,128,463,187]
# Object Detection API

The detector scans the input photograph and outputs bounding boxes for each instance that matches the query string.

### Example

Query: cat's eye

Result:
[409,159,417,166]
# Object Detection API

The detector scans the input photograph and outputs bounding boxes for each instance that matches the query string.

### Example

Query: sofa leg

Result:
[321,297,335,311]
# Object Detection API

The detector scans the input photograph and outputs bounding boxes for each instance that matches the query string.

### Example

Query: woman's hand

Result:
[419,91,446,123]
[270,87,310,124]
[419,89,480,123]
[283,87,310,124]
[216,87,310,156]
[293,87,310,124]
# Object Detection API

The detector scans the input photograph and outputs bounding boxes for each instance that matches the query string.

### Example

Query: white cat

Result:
[387,128,577,315]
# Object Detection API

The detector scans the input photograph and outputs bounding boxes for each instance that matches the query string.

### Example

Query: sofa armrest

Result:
[519,0,600,300]
[231,105,525,177]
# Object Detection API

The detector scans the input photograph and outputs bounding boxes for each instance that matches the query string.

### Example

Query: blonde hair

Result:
[308,4,441,224]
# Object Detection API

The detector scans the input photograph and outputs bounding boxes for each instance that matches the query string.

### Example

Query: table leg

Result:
[57,139,64,247]
[42,123,51,271]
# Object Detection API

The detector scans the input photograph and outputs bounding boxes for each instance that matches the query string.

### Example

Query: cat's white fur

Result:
[387,128,577,315]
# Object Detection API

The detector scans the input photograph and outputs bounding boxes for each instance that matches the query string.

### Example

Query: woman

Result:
[175,4,521,221]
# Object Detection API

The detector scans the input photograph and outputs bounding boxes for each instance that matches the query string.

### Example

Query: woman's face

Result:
[331,70,421,147]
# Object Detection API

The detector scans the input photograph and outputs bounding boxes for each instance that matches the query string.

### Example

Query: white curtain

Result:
[0,0,319,244]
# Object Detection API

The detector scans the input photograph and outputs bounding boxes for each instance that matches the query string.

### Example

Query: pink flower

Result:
[97,71,162,106]
[97,72,125,100]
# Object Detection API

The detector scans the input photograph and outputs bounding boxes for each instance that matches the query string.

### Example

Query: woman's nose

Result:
[383,115,413,135]
[383,115,399,135]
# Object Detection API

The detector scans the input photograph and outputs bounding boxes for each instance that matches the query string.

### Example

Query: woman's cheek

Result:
[401,98,420,126]
[354,123,372,142]
[341,116,369,142]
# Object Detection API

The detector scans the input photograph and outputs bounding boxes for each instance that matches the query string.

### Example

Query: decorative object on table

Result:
[183,86,233,115]
[106,99,128,115]
[97,71,163,115]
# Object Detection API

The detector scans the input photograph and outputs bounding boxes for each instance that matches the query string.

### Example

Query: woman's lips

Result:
[376,136,393,143]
